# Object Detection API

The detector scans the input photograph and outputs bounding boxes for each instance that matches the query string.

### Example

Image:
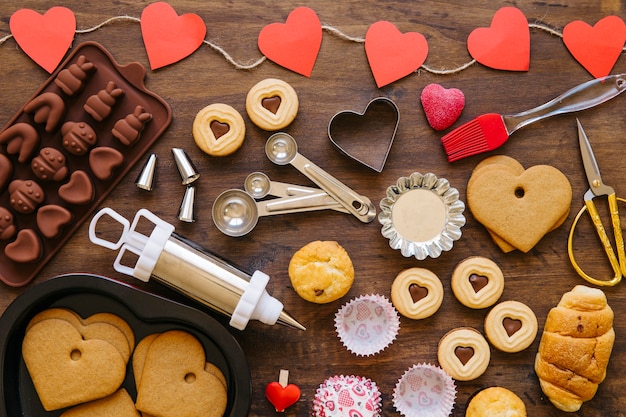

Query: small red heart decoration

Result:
[467,7,530,71]
[258,6,322,77]
[365,21,428,88]
[563,15,626,79]
[265,381,301,412]
[140,2,206,70]
[420,83,465,131]
[10,7,76,73]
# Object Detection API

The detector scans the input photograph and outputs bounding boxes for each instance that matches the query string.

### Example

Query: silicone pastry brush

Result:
[441,73,626,162]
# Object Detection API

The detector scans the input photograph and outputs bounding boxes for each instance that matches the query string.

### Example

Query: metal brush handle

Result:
[505,74,626,134]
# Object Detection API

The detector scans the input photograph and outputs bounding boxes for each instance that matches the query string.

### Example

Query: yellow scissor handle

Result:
[567,194,626,286]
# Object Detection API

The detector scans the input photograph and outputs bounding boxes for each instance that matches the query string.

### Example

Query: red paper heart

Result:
[563,15,626,79]
[420,83,465,131]
[140,2,206,70]
[265,381,301,412]
[467,7,530,71]
[257,6,322,77]
[9,7,76,73]
[365,21,428,88]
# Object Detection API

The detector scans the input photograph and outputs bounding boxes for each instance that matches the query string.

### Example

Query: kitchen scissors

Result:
[567,119,626,286]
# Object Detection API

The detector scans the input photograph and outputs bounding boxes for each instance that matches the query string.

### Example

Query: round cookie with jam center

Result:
[484,300,538,353]
[193,103,246,156]
[437,327,490,381]
[246,78,299,131]
[289,240,354,304]
[466,386,527,417]
[451,256,504,309]
[391,267,444,319]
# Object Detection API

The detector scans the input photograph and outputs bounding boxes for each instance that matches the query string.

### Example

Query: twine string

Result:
[0,15,620,75]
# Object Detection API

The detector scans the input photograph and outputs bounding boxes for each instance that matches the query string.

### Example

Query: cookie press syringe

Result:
[88,207,305,331]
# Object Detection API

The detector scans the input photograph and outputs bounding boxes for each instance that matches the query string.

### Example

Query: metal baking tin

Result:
[0,274,251,417]
[328,97,399,172]
[378,172,466,260]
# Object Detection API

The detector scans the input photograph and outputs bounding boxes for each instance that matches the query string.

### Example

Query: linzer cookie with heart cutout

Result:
[466,156,572,253]
[246,78,299,131]
[193,103,246,156]
[484,300,538,353]
[391,267,444,319]
[0,41,172,287]
[451,256,504,309]
[437,327,490,381]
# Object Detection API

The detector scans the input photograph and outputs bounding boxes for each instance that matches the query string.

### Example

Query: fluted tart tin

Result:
[378,172,465,260]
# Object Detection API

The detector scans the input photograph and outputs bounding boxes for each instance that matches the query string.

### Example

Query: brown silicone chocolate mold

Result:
[0,42,172,287]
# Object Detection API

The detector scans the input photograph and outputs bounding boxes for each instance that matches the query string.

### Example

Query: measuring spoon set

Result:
[212,133,376,237]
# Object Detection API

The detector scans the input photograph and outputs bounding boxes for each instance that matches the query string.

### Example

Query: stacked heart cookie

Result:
[22,309,228,417]
[466,155,572,253]
[22,308,135,411]
[133,330,228,417]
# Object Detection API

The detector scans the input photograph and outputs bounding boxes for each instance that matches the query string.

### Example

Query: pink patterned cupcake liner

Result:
[312,374,382,417]
[393,363,456,417]
[334,294,400,356]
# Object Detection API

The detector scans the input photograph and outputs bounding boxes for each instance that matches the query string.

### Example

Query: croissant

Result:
[534,285,614,412]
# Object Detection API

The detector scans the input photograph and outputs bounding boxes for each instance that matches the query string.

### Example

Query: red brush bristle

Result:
[441,113,509,162]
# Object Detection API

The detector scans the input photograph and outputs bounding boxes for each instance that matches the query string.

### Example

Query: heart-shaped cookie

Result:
[135,330,227,417]
[365,21,429,88]
[467,164,572,253]
[467,7,530,71]
[140,2,206,70]
[22,319,126,411]
[420,83,465,131]
[258,7,322,77]
[328,97,399,172]
[563,15,626,79]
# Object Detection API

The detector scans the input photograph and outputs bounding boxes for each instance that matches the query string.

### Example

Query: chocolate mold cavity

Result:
[31,147,68,182]
[0,41,172,286]
[55,55,97,96]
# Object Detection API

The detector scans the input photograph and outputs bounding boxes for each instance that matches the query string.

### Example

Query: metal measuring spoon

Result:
[265,133,377,223]
[244,171,317,198]
[212,189,348,237]
[244,172,348,213]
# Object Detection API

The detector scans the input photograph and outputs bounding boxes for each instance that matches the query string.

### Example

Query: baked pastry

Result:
[451,256,504,309]
[288,240,354,303]
[246,78,299,131]
[466,386,526,417]
[391,267,444,319]
[484,300,537,353]
[193,103,245,156]
[534,285,614,412]
[437,327,490,381]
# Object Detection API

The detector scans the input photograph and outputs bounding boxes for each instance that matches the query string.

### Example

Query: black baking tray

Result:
[0,273,251,416]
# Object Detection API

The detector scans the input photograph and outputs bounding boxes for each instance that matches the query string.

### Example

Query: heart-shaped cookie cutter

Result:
[328,97,400,172]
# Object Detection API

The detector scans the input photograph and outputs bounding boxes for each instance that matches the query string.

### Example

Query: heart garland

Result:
[6,4,626,81]
[140,2,206,70]
[563,15,626,79]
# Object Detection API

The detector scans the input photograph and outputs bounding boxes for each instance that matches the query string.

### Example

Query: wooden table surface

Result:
[1,1,625,416]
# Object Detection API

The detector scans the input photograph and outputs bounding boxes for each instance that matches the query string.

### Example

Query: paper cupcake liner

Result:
[334,294,400,356]
[312,374,382,417]
[393,363,456,417]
